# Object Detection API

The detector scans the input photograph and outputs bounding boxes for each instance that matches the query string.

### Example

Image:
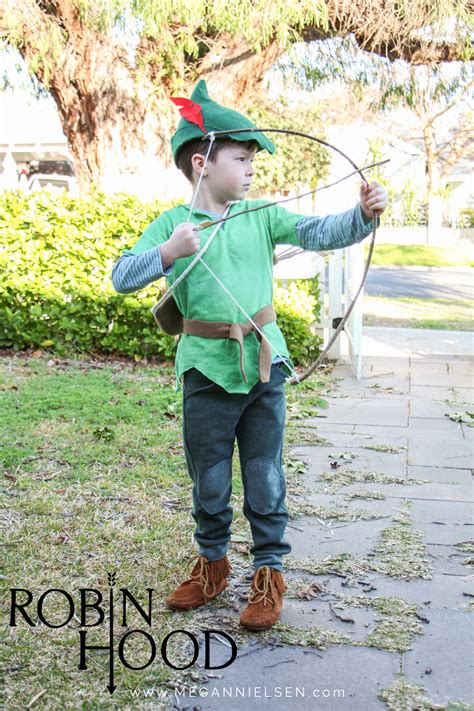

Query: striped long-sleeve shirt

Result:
[111,203,375,295]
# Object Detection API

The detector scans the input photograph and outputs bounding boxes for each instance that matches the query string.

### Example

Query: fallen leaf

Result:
[296,582,323,600]
[445,411,473,424]
[232,543,250,555]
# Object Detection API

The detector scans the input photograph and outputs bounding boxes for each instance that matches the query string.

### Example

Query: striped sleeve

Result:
[295,205,378,251]
[111,246,172,294]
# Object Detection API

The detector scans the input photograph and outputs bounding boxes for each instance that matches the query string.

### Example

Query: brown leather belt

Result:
[183,304,276,383]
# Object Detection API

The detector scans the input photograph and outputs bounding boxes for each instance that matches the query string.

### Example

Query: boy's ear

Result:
[191,153,207,176]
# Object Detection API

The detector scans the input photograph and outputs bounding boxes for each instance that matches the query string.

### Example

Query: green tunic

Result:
[123,200,304,393]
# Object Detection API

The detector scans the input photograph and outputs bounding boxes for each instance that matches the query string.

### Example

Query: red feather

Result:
[170,96,206,133]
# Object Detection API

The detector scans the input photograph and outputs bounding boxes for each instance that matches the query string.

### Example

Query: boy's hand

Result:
[161,223,200,268]
[360,181,388,221]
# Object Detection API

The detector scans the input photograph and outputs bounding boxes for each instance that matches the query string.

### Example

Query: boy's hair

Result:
[176,138,258,183]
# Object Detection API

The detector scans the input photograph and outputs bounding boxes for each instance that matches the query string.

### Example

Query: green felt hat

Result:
[170,80,275,165]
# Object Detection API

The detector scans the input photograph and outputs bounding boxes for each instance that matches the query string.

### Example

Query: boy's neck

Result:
[190,195,230,216]
[189,182,239,216]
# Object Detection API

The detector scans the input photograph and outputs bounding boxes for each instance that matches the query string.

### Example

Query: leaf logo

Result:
[107,572,117,587]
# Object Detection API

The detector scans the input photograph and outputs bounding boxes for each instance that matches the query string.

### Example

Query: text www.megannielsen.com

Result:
[129,686,345,700]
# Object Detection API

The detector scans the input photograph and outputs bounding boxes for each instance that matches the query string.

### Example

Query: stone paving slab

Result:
[288,516,393,559]
[343,497,412,519]
[409,396,462,419]
[340,480,473,502]
[300,484,411,508]
[403,499,473,526]
[407,465,472,485]
[281,595,375,643]
[361,356,412,369]
[408,361,473,379]
[305,398,409,427]
[323,572,473,612]
[344,363,414,379]
[428,544,473,577]
[408,438,472,469]
[185,642,397,710]
[448,361,474,375]
[402,609,474,706]
[294,425,408,451]
[408,417,468,433]
[411,520,474,547]
[408,362,451,374]
[407,418,472,468]
[339,370,410,388]
[411,371,474,388]
[351,425,409,447]
[330,378,409,398]
[450,386,474,401]
[292,445,407,479]
[335,364,412,381]
[410,382,474,402]
[396,504,474,552]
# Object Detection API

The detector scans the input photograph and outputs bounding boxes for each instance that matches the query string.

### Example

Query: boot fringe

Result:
[272,572,287,594]
[206,555,232,583]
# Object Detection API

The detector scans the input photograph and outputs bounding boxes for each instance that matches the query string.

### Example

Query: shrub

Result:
[459,207,474,228]
[274,280,322,365]
[0,190,322,364]
[0,189,177,360]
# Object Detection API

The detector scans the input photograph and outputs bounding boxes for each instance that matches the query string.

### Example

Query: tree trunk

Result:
[423,125,444,243]
[41,37,174,192]
[9,2,182,194]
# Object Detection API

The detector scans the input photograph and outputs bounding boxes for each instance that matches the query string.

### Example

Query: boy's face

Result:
[201,143,256,203]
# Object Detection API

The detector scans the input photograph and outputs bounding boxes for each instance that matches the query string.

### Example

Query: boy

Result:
[111,80,387,631]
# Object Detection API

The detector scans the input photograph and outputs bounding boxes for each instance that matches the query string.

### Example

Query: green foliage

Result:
[0,190,322,364]
[364,138,391,187]
[119,0,328,67]
[364,141,427,226]
[377,63,471,114]
[400,178,425,226]
[0,189,178,360]
[248,98,331,194]
[2,1,328,92]
[274,281,322,365]
[277,36,473,104]
[459,207,474,227]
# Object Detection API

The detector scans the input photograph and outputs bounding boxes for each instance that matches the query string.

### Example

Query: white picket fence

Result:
[273,244,364,379]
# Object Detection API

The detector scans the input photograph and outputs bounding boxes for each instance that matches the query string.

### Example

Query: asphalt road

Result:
[364,267,473,300]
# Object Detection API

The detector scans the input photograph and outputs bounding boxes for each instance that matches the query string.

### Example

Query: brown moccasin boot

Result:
[239,565,287,631]
[165,555,232,611]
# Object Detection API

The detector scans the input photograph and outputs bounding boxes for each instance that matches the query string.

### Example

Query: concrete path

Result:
[178,329,473,711]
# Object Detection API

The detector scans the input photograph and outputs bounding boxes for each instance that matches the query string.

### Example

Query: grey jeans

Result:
[182,363,292,571]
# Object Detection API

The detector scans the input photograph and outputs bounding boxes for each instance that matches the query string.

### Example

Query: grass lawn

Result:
[1,355,195,707]
[365,244,474,268]
[363,296,474,330]
[1,353,330,708]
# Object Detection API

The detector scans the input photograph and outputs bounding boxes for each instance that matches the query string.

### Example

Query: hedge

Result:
[0,190,321,364]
